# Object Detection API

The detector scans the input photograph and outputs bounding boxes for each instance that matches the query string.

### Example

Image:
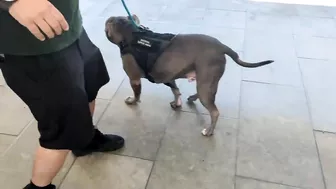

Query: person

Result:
[0,0,125,188]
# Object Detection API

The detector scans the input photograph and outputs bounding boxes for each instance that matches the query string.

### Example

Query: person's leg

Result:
[89,100,95,116]
[1,48,95,188]
[31,147,69,187]
[71,29,125,157]
[1,35,123,188]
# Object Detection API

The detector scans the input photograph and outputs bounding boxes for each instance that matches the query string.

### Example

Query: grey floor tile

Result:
[299,58,336,132]
[119,0,167,9]
[0,121,75,187]
[81,0,113,17]
[60,154,153,189]
[315,132,336,189]
[204,9,246,29]
[0,170,32,189]
[0,86,33,135]
[292,16,336,38]
[160,6,207,25]
[236,177,301,189]
[146,113,237,189]
[171,0,209,9]
[97,79,173,160]
[326,6,336,18]
[247,1,298,16]
[294,35,336,60]
[79,0,95,15]
[209,0,248,11]
[99,2,127,18]
[246,12,294,35]
[102,1,166,21]
[178,52,242,119]
[92,99,109,125]
[295,4,334,18]
[179,25,245,52]
[0,134,15,155]
[237,82,324,189]
[242,31,302,87]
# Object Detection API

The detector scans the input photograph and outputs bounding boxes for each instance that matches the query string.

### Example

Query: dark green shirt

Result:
[0,0,82,55]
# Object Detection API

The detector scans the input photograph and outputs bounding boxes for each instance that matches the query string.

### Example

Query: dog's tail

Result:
[223,45,274,68]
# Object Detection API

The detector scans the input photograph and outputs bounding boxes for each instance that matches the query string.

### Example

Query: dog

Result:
[105,14,274,136]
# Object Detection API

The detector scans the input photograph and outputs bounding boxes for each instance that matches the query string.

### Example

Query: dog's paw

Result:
[170,101,182,110]
[125,96,139,105]
[187,95,198,103]
[201,128,214,137]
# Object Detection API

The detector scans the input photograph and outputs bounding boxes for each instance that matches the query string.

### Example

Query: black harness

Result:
[118,26,177,88]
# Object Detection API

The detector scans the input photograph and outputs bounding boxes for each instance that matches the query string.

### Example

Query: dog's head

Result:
[105,14,140,44]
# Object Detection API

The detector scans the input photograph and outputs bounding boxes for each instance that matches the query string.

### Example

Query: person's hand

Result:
[8,0,69,41]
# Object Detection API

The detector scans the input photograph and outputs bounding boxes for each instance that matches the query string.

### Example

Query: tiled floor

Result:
[1,0,336,188]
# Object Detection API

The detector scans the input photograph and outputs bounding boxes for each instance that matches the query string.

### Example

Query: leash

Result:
[120,0,139,28]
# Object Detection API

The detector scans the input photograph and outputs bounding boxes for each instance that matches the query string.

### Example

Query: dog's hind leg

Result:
[167,80,182,110]
[196,60,224,136]
[197,82,220,136]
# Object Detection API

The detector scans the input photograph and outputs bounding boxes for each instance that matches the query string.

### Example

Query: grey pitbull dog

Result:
[105,15,274,136]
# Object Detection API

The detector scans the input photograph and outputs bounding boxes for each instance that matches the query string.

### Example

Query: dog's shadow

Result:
[173,100,206,124]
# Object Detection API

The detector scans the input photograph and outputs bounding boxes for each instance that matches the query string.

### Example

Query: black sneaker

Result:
[72,129,125,157]
[23,182,55,189]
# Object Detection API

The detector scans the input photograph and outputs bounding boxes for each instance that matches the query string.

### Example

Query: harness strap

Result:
[118,27,176,85]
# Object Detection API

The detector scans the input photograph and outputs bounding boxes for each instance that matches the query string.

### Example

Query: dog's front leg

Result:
[125,79,142,105]
[166,80,182,110]
[122,55,142,105]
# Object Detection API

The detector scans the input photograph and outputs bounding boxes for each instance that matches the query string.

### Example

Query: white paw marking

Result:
[202,128,207,136]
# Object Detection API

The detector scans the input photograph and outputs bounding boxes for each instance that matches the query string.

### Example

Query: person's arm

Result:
[0,0,15,11]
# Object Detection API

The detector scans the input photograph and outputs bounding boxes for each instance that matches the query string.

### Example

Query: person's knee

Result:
[38,89,95,150]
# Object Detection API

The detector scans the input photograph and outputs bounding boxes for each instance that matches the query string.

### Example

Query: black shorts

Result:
[0,29,110,150]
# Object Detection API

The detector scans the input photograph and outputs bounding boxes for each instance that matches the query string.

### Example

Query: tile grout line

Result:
[144,110,175,189]
[295,34,328,189]
[0,119,34,157]
[56,152,154,189]
[297,56,332,61]
[56,156,77,189]
[109,152,154,162]
[0,132,18,137]
[236,175,312,189]
[233,12,248,188]
[314,129,336,135]
[179,109,239,120]
[241,79,304,88]
[95,76,126,126]
[207,8,247,13]
[233,79,243,189]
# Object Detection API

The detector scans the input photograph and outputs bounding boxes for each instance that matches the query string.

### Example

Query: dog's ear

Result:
[130,14,140,25]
